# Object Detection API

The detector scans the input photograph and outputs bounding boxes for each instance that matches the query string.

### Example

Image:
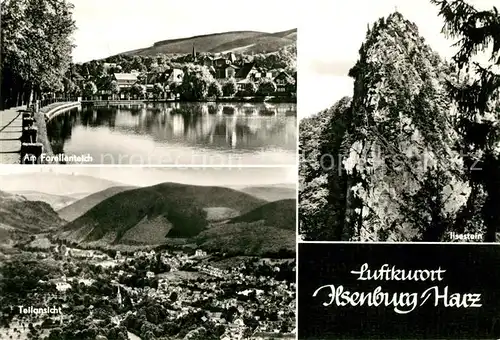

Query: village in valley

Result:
[69,44,297,102]
[0,237,296,340]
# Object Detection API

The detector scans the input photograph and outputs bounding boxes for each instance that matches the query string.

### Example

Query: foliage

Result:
[153,83,165,99]
[207,81,223,98]
[179,65,214,101]
[1,0,76,107]
[222,79,238,97]
[257,78,277,96]
[110,80,120,95]
[63,78,79,95]
[131,84,147,98]
[83,81,98,97]
[299,98,352,240]
[242,81,258,96]
[431,0,500,241]
[251,44,297,73]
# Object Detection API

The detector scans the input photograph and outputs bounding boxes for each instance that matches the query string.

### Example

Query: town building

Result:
[273,71,295,94]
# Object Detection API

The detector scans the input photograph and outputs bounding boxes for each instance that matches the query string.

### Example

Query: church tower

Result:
[116,285,122,307]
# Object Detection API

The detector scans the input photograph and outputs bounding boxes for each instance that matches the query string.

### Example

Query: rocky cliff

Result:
[300,12,472,242]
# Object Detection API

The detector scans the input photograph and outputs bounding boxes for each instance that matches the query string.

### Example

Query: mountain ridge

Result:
[58,186,137,222]
[0,191,65,245]
[118,28,297,57]
[58,182,267,244]
[55,183,295,256]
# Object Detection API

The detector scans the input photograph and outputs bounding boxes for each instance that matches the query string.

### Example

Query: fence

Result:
[39,97,80,109]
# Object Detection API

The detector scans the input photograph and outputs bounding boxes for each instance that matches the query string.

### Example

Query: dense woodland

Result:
[299,0,500,242]
[0,0,76,109]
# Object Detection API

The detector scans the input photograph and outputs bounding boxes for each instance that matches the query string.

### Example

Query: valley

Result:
[0,169,296,340]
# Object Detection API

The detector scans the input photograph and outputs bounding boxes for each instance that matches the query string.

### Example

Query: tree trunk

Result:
[343,176,357,241]
[27,87,33,108]
[483,153,500,242]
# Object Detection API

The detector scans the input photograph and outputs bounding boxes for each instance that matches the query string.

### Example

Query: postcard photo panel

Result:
[0,0,297,166]
[0,166,297,339]
[298,0,500,242]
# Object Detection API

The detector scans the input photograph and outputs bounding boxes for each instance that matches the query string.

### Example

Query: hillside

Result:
[196,220,295,257]
[229,199,296,231]
[238,186,296,202]
[9,191,77,210]
[120,28,296,56]
[57,183,266,245]
[196,199,297,256]
[58,186,136,222]
[0,191,65,245]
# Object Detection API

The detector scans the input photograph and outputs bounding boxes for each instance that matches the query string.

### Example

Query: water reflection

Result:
[47,102,297,165]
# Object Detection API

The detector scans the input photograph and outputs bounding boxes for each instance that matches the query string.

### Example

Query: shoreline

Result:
[34,110,56,165]
[36,102,82,164]
[82,95,297,105]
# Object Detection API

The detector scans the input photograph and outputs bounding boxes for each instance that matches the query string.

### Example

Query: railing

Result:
[39,97,80,109]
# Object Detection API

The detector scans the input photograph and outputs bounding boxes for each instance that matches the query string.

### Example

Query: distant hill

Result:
[196,199,297,256]
[196,221,295,257]
[9,191,78,210]
[58,186,136,222]
[228,199,296,230]
[57,183,266,245]
[0,172,126,197]
[0,191,65,245]
[120,28,297,57]
[238,186,296,202]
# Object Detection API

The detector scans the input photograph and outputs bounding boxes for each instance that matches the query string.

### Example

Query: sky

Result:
[68,0,297,63]
[0,166,297,188]
[298,0,498,118]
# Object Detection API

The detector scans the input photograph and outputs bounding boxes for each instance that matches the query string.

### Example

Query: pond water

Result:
[47,102,297,165]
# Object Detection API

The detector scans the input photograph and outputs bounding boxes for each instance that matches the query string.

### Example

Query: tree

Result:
[431,0,500,241]
[242,81,257,96]
[63,78,79,97]
[131,56,146,72]
[284,76,296,94]
[222,79,238,97]
[131,83,147,99]
[207,81,223,98]
[257,78,277,96]
[152,83,164,100]
[83,81,97,98]
[111,80,120,99]
[1,0,76,108]
[179,65,214,101]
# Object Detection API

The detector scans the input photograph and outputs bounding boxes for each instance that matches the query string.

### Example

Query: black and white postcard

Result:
[0,166,296,339]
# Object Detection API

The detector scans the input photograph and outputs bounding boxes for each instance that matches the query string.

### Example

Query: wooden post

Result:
[20,142,43,164]
[22,116,35,129]
[21,127,38,143]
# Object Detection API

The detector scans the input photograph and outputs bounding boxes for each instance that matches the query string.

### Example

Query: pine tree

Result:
[431,0,500,241]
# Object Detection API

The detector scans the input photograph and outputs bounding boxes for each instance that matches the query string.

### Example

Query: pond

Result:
[47,102,297,165]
